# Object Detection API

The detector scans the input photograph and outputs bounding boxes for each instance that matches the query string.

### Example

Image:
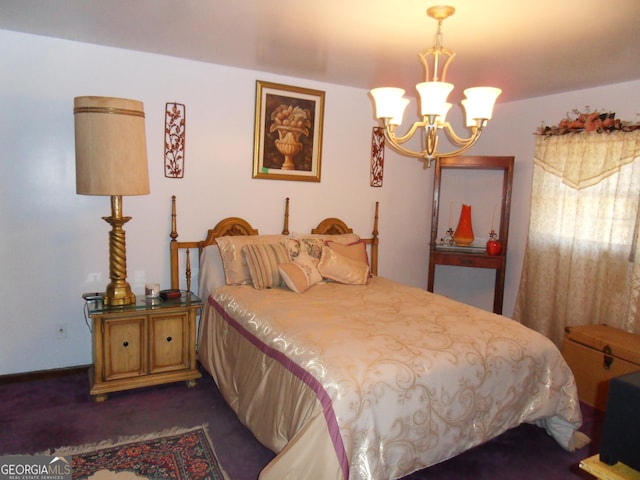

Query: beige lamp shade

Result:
[74,96,150,196]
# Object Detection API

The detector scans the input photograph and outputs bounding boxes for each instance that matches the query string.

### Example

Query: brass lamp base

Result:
[104,282,136,307]
[102,195,136,306]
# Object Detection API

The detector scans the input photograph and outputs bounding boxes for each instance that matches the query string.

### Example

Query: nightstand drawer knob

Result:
[123,341,129,348]
[166,336,173,342]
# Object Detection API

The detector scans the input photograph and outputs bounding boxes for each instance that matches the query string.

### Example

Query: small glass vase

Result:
[453,204,475,246]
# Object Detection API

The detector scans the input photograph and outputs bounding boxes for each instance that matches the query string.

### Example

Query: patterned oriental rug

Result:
[43,425,229,480]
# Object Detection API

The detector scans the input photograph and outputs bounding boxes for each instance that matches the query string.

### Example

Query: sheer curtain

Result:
[514,130,640,346]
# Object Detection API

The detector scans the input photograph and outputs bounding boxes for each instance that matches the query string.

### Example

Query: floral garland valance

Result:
[535,108,640,136]
[534,130,640,189]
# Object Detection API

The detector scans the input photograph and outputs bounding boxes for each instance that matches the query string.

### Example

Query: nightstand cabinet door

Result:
[103,316,146,380]
[149,312,189,373]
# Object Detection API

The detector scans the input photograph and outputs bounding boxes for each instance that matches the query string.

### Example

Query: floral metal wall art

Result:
[164,102,186,178]
[370,127,384,187]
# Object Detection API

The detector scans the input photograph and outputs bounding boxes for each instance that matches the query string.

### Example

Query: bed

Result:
[168,196,588,480]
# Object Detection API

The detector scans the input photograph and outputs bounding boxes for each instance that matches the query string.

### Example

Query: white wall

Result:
[0,30,431,375]
[1,29,638,375]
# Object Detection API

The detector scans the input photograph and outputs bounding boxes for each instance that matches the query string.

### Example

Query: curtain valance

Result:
[534,130,640,189]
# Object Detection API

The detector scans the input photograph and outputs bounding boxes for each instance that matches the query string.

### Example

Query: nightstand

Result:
[86,291,202,401]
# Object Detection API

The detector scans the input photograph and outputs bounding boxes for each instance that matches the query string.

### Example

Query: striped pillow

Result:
[242,243,290,290]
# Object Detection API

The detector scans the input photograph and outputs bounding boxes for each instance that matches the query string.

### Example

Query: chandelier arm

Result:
[426,124,438,158]
[383,129,427,159]
[383,121,485,161]
[439,122,482,145]
[385,119,429,145]
[433,126,485,159]
[439,49,455,82]
[418,52,432,83]
[384,126,442,166]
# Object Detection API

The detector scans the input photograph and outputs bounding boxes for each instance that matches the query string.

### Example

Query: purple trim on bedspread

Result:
[209,296,349,480]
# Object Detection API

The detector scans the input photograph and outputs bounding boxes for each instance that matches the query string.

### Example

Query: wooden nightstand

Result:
[86,291,202,401]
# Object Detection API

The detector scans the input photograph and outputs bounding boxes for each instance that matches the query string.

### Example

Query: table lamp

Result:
[74,96,150,306]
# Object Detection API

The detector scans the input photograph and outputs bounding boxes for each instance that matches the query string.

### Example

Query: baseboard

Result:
[0,365,91,385]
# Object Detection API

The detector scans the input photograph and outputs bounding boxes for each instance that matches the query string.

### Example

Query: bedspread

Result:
[198,276,584,480]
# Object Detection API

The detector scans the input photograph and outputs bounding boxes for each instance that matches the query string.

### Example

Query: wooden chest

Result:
[562,324,640,411]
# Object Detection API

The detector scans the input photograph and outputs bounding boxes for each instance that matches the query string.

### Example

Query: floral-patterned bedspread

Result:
[200,276,584,480]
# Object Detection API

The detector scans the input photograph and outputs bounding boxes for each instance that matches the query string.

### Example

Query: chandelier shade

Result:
[370,88,407,123]
[370,5,501,167]
[462,87,502,126]
[416,81,453,116]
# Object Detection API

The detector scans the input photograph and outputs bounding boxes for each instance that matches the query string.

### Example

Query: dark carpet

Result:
[0,367,602,479]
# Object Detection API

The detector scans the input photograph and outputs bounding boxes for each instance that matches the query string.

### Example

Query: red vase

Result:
[453,204,474,246]
[486,239,503,256]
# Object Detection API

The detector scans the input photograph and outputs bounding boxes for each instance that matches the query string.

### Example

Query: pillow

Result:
[292,232,360,244]
[285,233,361,264]
[279,263,311,293]
[317,246,369,285]
[325,240,369,268]
[242,243,290,290]
[217,235,287,285]
[278,251,324,293]
[281,237,324,263]
[294,251,323,284]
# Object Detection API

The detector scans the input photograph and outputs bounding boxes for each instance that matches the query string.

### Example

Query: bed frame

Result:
[169,196,379,292]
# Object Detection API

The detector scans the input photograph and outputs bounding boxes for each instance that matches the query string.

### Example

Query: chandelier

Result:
[370,5,501,167]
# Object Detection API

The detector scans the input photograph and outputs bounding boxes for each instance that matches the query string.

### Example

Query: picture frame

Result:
[253,81,325,182]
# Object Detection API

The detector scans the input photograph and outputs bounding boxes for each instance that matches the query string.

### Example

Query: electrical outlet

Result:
[86,273,101,283]
[55,323,67,339]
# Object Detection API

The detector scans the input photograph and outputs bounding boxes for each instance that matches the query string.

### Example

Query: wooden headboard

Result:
[169,196,379,291]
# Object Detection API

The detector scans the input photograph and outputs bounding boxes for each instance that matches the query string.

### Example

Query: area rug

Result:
[42,425,229,480]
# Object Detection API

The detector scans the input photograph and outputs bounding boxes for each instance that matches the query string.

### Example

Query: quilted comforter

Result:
[198,276,585,480]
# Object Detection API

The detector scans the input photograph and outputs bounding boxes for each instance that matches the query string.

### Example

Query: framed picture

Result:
[253,81,325,182]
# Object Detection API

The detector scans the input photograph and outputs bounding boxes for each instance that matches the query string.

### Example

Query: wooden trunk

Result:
[561,324,640,411]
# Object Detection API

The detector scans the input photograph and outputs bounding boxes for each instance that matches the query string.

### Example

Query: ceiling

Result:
[2,0,640,103]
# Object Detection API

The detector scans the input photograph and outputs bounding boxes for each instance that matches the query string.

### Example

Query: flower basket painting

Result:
[253,81,325,182]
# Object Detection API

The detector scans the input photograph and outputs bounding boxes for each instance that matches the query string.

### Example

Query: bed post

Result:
[185,250,192,292]
[371,201,379,276]
[283,197,290,235]
[170,195,180,289]
[170,195,193,291]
